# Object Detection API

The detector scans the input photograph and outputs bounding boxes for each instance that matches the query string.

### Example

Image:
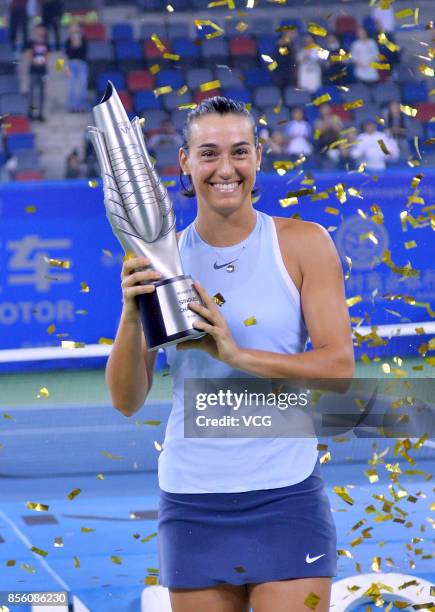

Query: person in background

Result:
[350,119,399,170]
[65,22,88,113]
[350,27,380,84]
[39,0,63,51]
[147,119,183,152]
[296,34,322,93]
[383,100,410,159]
[371,5,395,33]
[284,107,312,158]
[26,24,49,121]
[275,27,299,87]
[8,0,29,52]
[314,103,343,165]
[65,148,82,179]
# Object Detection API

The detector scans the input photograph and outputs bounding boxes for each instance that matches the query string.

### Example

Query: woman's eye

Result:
[201,150,216,158]
[234,149,249,156]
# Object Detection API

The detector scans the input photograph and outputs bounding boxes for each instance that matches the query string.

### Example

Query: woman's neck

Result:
[195,207,257,247]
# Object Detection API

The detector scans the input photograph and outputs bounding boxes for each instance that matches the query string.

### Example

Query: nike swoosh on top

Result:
[213,260,237,270]
[305,553,325,564]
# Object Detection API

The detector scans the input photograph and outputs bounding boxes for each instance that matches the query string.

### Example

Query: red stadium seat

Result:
[84,23,107,41]
[2,115,31,135]
[335,16,358,33]
[15,170,44,181]
[229,36,257,57]
[330,105,352,122]
[415,103,435,122]
[118,90,133,113]
[144,39,171,59]
[127,70,155,92]
[194,89,221,104]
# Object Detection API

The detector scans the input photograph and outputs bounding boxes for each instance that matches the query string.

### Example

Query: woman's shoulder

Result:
[272,216,331,250]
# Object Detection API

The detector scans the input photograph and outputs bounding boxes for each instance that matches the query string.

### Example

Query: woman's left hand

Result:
[176,281,242,366]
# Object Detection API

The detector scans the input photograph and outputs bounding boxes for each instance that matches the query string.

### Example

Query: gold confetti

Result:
[37,387,49,399]
[144,575,158,585]
[194,19,224,39]
[371,556,382,572]
[200,79,221,92]
[333,486,354,505]
[149,64,160,75]
[98,337,113,345]
[320,451,331,464]
[267,60,278,71]
[25,205,36,213]
[308,22,327,37]
[3,412,15,421]
[6,559,16,566]
[378,32,399,52]
[61,341,85,349]
[154,86,173,96]
[46,323,56,335]
[111,555,122,564]
[243,316,257,326]
[141,532,158,543]
[96,473,105,480]
[101,450,125,460]
[178,102,197,110]
[67,488,81,500]
[312,93,331,106]
[404,241,417,249]
[163,180,176,187]
[304,592,321,610]
[213,292,226,306]
[21,563,36,573]
[80,281,90,292]
[166,4,174,11]
[88,179,98,188]
[55,58,65,71]
[365,469,380,483]
[370,62,390,70]
[337,549,353,558]
[419,64,434,77]
[154,441,163,451]
[54,537,63,547]
[177,85,188,96]
[343,99,364,111]
[151,34,166,52]
[325,206,339,215]
[234,565,246,573]
[346,296,362,308]
[330,52,352,62]
[30,546,48,557]
[162,52,179,61]
[400,104,418,117]
[26,501,49,511]
[74,556,80,568]
[279,197,298,207]
[208,0,235,7]
[377,139,391,155]
[395,8,413,19]
[236,21,248,32]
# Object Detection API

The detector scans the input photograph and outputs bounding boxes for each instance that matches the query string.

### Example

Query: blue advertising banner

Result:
[0,169,433,356]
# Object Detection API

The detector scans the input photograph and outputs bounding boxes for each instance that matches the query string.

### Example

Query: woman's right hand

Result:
[121,256,162,321]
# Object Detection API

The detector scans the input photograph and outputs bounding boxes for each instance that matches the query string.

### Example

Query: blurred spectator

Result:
[284,107,312,157]
[260,128,286,154]
[275,28,299,87]
[65,148,82,179]
[350,120,399,170]
[9,0,29,52]
[350,27,379,83]
[26,24,49,121]
[314,103,343,150]
[65,22,88,112]
[383,100,410,158]
[147,120,183,151]
[323,33,345,82]
[296,35,322,93]
[39,0,63,51]
[371,5,395,33]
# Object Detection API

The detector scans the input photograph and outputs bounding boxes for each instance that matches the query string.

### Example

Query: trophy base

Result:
[137,274,206,351]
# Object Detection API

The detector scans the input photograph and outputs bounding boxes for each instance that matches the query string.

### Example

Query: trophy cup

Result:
[88,81,206,350]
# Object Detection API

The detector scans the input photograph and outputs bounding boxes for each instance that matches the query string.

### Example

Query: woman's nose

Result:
[216,155,234,177]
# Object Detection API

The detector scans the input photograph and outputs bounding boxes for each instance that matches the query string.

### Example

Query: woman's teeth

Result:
[210,182,241,192]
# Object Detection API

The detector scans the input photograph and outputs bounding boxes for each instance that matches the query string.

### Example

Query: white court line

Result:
[0,508,71,592]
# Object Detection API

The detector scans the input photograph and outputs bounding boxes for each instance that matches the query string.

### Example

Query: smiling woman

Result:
[106,97,355,612]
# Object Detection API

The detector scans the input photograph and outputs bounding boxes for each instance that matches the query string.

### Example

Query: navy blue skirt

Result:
[157,459,337,589]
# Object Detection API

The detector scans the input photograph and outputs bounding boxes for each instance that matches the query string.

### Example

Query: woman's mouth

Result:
[208,181,243,193]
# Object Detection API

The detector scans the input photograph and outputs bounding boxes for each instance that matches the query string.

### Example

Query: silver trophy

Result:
[88,81,205,350]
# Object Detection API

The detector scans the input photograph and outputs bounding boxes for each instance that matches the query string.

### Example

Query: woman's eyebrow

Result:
[197,141,251,149]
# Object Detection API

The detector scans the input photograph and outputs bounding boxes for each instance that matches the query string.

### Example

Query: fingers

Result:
[122,256,151,278]
[121,256,162,301]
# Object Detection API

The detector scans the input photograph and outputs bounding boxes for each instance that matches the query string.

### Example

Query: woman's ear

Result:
[179,147,190,176]
[256,142,263,171]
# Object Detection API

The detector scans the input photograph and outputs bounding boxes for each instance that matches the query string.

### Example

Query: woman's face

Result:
[179,113,261,215]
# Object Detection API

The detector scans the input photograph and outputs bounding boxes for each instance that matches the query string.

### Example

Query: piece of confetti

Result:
[67,488,81,500]
[304,592,321,610]
[30,546,48,557]
[55,58,65,71]
[25,205,36,213]
[243,316,257,326]
[154,86,173,96]
[54,537,63,547]
[37,387,49,399]
[98,337,113,345]
[80,282,90,292]
[88,179,98,188]
[308,22,327,37]
[312,93,331,106]
[74,556,80,568]
[343,99,364,111]
[101,450,125,460]
[151,34,166,52]
[26,501,49,511]
[61,341,85,349]
[333,486,355,505]
[213,292,226,306]
[200,79,221,92]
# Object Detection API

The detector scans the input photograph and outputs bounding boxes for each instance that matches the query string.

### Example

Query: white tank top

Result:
[158,210,318,493]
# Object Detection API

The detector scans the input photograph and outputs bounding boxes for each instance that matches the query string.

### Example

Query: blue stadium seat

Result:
[154,143,179,167]
[253,85,281,108]
[0,75,20,95]
[134,91,162,112]
[425,122,435,139]
[340,32,357,50]
[142,110,169,131]
[6,133,35,153]
[251,19,276,36]
[0,28,8,43]
[167,22,194,39]
[402,81,428,104]
[354,103,381,127]
[140,22,167,41]
[279,18,303,32]
[262,105,290,129]
[372,82,400,104]
[340,83,371,103]
[200,38,229,62]
[15,149,40,171]
[284,87,311,106]
[155,69,184,89]
[97,72,125,94]
[216,67,243,88]
[162,90,193,111]
[244,68,273,88]
[172,38,200,61]
[0,93,27,115]
[87,41,115,62]
[170,109,187,132]
[257,35,278,58]
[114,40,142,61]
[111,23,134,41]
[186,68,214,89]
[223,87,252,104]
